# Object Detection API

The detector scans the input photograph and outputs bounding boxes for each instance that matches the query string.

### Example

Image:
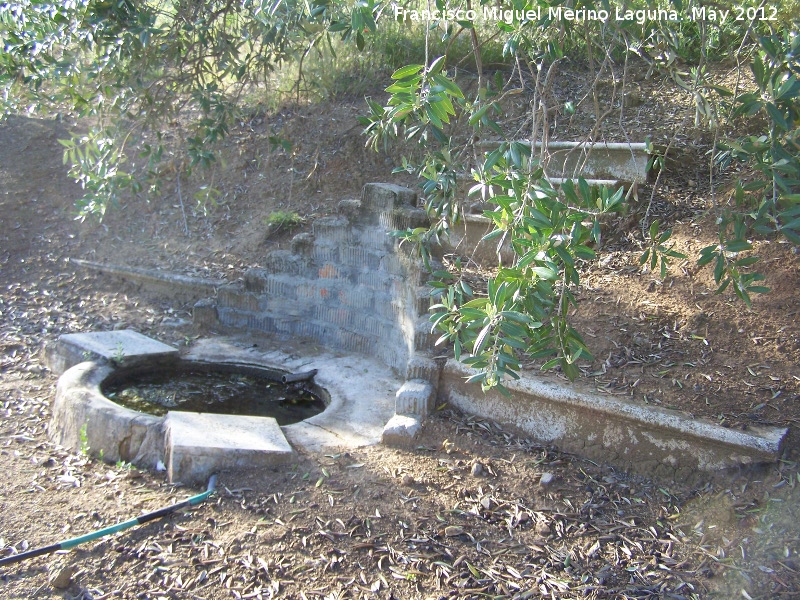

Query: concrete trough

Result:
[537,140,650,184]
[440,360,788,484]
[476,140,651,184]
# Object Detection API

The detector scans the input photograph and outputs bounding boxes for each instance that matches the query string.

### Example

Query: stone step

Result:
[217,285,263,313]
[263,249,313,277]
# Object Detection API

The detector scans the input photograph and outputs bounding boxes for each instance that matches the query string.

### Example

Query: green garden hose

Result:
[0,474,217,568]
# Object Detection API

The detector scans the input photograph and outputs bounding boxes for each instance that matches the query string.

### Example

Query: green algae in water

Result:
[104,370,325,425]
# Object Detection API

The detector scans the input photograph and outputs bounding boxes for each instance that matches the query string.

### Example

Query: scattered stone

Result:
[49,564,77,589]
[539,472,555,486]
[400,473,415,486]
[395,380,434,417]
[535,521,552,537]
[470,462,484,477]
[160,317,191,328]
[444,525,464,537]
[441,439,456,454]
[382,414,422,447]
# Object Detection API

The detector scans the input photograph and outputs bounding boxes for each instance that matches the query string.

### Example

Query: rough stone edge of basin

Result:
[49,357,302,475]
[50,338,402,479]
[51,361,164,468]
[442,359,788,482]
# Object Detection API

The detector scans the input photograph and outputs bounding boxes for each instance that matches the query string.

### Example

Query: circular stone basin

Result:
[49,338,401,483]
[101,363,326,425]
[49,357,332,479]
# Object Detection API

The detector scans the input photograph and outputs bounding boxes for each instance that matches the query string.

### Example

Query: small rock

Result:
[161,317,190,328]
[400,474,415,486]
[535,521,551,537]
[539,473,555,486]
[49,565,77,589]
[623,93,643,107]
[470,462,484,477]
[444,525,464,537]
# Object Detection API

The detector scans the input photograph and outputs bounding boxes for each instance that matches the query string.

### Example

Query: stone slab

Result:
[539,140,650,184]
[164,412,295,484]
[44,330,179,375]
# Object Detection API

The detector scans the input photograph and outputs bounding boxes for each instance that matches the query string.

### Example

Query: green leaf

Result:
[391,64,424,80]
[649,220,659,241]
[782,228,800,244]
[385,81,415,93]
[468,104,489,126]
[499,311,535,325]
[781,216,800,231]
[664,249,687,259]
[697,246,718,267]
[735,256,760,267]
[774,75,800,101]
[431,73,464,99]
[424,104,443,128]
[532,266,559,280]
[428,55,446,75]
[541,358,561,371]
[713,256,725,283]
[751,53,766,88]
[765,103,789,131]
[724,240,753,253]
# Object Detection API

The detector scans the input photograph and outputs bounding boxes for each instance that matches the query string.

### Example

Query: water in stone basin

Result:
[102,368,326,425]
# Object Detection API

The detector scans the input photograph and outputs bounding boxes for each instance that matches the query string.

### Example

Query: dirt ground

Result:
[1,63,800,599]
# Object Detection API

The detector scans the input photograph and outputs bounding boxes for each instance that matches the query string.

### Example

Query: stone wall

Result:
[194,183,439,391]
